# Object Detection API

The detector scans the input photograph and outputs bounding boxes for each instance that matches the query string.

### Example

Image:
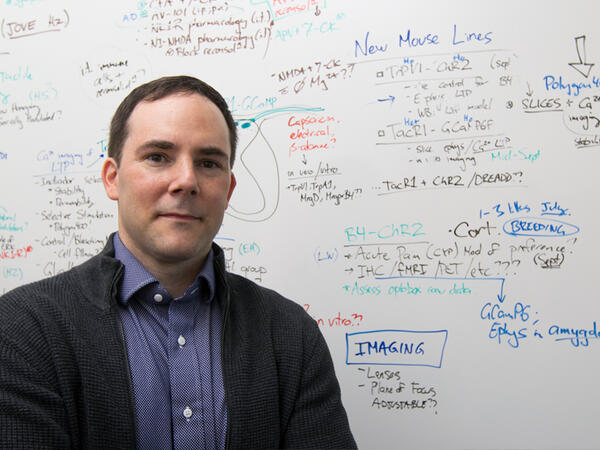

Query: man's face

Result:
[102,93,236,271]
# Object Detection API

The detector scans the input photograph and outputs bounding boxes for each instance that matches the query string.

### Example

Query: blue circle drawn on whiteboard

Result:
[502,216,580,237]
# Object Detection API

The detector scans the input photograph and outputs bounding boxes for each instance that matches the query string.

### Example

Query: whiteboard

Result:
[1,1,599,448]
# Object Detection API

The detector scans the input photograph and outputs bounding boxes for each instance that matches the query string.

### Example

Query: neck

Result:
[145,258,204,298]
[115,233,209,298]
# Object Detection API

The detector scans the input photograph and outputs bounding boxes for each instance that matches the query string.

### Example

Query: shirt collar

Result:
[113,232,216,305]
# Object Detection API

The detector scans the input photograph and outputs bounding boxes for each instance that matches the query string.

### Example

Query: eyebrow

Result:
[138,139,175,151]
[195,146,230,161]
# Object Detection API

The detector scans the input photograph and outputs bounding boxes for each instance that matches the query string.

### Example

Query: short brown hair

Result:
[108,75,237,166]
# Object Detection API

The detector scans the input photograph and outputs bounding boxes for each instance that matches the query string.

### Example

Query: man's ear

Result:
[102,157,119,201]
[227,172,236,203]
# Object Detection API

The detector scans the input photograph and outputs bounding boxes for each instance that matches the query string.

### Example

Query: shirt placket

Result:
[168,295,205,450]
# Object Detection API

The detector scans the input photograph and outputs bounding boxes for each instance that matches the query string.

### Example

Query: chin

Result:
[158,244,208,262]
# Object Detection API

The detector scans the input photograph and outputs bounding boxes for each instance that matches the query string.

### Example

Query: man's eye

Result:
[199,160,219,169]
[147,153,166,163]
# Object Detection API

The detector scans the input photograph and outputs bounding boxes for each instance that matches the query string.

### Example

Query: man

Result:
[0,76,356,449]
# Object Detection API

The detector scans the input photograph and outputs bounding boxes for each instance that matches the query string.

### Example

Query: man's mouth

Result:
[160,212,201,221]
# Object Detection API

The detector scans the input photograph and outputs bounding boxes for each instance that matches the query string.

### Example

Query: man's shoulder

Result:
[0,274,75,348]
[0,249,121,325]
[223,271,317,332]
[225,271,306,314]
[1,266,80,312]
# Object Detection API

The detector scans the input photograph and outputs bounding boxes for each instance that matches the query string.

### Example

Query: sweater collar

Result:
[72,233,229,314]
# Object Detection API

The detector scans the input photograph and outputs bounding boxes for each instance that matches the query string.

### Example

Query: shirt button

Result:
[153,293,163,303]
[178,335,186,347]
[183,406,193,419]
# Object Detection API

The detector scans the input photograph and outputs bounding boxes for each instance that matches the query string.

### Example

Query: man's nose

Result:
[169,158,199,194]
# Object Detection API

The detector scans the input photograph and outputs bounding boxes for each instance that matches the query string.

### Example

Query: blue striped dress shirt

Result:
[113,233,227,450]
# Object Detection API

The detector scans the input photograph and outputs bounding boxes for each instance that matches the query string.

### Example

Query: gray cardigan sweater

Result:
[0,237,356,449]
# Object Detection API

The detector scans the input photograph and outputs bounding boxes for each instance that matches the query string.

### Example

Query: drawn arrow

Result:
[569,35,594,78]
[377,95,395,105]
[525,82,533,97]
[496,277,507,303]
[301,153,307,165]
